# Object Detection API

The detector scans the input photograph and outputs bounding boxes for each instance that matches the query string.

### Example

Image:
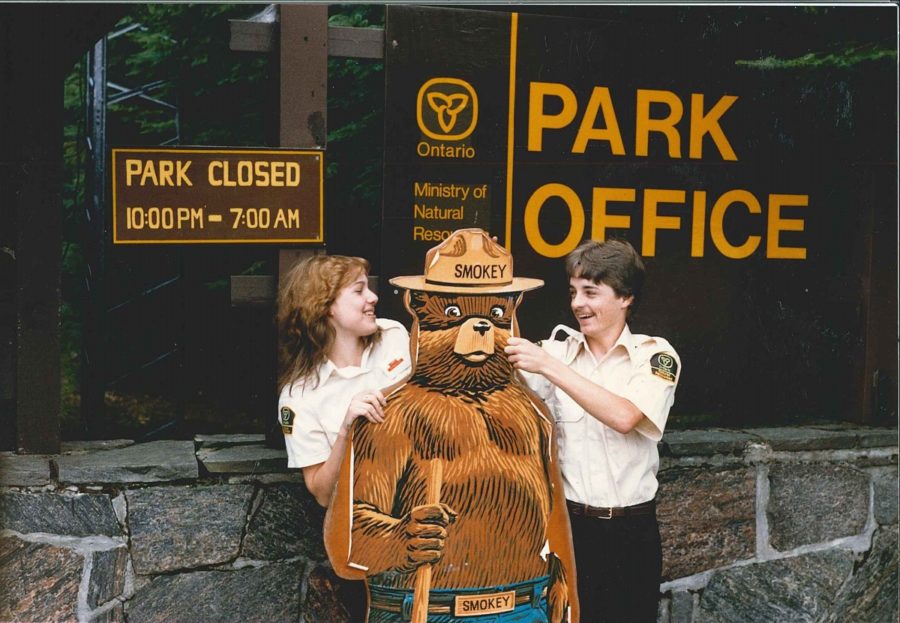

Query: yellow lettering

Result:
[528,82,578,152]
[642,189,685,256]
[208,161,223,187]
[158,160,174,186]
[238,161,253,187]
[767,194,808,259]
[524,183,584,258]
[125,159,142,186]
[572,87,625,155]
[591,187,634,241]
[689,93,738,161]
[176,161,192,186]
[286,162,300,186]
[413,226,451,241]
[270,162,284,186]
[635,89,683,158]
[140,160,159,186]
[710,189,761,259]
[691,191,707,257]
[254,161,270,186]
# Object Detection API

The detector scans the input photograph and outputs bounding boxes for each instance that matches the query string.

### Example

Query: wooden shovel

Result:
[411,459,443,623]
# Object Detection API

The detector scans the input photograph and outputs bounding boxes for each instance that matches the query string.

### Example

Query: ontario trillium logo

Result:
[417,77,479,141]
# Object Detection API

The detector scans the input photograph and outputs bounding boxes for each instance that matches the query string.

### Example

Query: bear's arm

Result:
[347,406,418,575]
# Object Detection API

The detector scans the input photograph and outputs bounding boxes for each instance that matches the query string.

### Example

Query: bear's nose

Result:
[473,321,491,336]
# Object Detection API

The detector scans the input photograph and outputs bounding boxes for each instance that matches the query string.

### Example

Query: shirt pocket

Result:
[552,389,585,459]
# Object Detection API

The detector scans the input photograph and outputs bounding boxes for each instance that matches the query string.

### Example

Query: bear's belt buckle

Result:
[454,589,516,617]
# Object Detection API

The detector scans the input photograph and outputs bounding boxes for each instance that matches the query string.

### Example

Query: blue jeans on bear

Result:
[367,576,550,623]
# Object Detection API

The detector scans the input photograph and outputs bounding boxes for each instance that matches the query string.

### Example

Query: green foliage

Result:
[737,43,896,69]
[105,5,274,146]
[324,6,385,262]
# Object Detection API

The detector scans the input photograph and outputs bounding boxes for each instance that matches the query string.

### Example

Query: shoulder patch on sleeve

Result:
[650,352,678,383]
[280,406,295,434]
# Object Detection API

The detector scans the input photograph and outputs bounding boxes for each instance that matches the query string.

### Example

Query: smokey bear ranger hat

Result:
[390,228,543,294]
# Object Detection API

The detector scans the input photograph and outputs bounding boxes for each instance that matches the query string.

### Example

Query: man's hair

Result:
[565,239,645,317]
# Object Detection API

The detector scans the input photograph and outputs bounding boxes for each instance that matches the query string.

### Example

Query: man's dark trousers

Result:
[568,507,662,622]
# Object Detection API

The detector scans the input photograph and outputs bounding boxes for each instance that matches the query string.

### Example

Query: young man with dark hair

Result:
[506,238,681,622]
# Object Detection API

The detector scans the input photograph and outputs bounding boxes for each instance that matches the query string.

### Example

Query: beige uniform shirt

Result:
[521,324,681,508]
[278,319,411,469]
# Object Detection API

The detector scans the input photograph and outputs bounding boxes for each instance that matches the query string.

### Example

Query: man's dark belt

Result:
[368,575,548,619]
[566,498,656,519]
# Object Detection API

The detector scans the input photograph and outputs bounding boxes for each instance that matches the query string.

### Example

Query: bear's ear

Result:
[406,290,430,313]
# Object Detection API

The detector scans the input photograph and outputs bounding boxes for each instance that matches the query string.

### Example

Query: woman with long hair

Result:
[277,254,410,507]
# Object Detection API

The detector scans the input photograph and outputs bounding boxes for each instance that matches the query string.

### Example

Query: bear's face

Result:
[406,291,520,392]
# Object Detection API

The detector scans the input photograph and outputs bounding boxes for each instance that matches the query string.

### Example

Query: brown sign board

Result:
[380,6,898,425]
[111,147,323,244]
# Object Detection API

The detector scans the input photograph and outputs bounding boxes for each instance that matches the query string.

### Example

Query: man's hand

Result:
[505,336,552,375]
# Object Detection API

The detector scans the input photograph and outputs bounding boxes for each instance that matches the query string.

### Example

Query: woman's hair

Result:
[277,254,378,390]
[565,239,645,317]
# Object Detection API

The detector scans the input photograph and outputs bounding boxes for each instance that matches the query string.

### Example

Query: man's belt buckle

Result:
[454,589,516,617]
[596,506,614,519]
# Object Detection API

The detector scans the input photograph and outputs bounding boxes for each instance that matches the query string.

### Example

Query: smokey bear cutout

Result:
[325,229,578,623]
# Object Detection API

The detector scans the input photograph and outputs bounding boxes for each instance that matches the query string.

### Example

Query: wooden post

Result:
[267,4,329,446]
[278,3,328,277]
[6,12,64,454]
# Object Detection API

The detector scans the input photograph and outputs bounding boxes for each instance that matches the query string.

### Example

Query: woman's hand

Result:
[341,389,387,431]
[505,336,552,374]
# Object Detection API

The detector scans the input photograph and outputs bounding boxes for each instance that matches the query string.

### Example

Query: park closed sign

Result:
[380,6,897,424]
[111,147,323,244]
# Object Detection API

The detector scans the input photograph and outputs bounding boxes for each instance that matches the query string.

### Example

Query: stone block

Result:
[229,472,305,485]
[0,491,120,536]
[0,452,51,486]
[57,440,198,484]
[60,440,134,454]
[850,427,898,449]
[855,453,898,468]
[871,466,898,525]
[750,427,857,451]
[303,564,367,623]
[88,547,129,608]
[670,590,694,623]
[127,484,254,574]
[657,466,756,580]
[767,463,868,551]
[195,433,266,448]
[819,526,898,623]
[242,483,326,561]
[126,562,304,623]
[91,604,125,623]
[0,536,83,623]
[663,429,756,457]
[695,549,854,623]
[197,443,289,474]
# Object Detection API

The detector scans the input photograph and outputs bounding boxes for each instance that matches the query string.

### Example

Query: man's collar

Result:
[613,324,637,360]
[566,323,637,363]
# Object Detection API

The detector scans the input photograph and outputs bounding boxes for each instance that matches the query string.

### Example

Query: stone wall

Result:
[0,426,896,623]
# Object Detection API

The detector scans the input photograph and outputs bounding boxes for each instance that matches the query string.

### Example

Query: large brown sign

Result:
[111,147,323,244]
[380,6,897,425]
